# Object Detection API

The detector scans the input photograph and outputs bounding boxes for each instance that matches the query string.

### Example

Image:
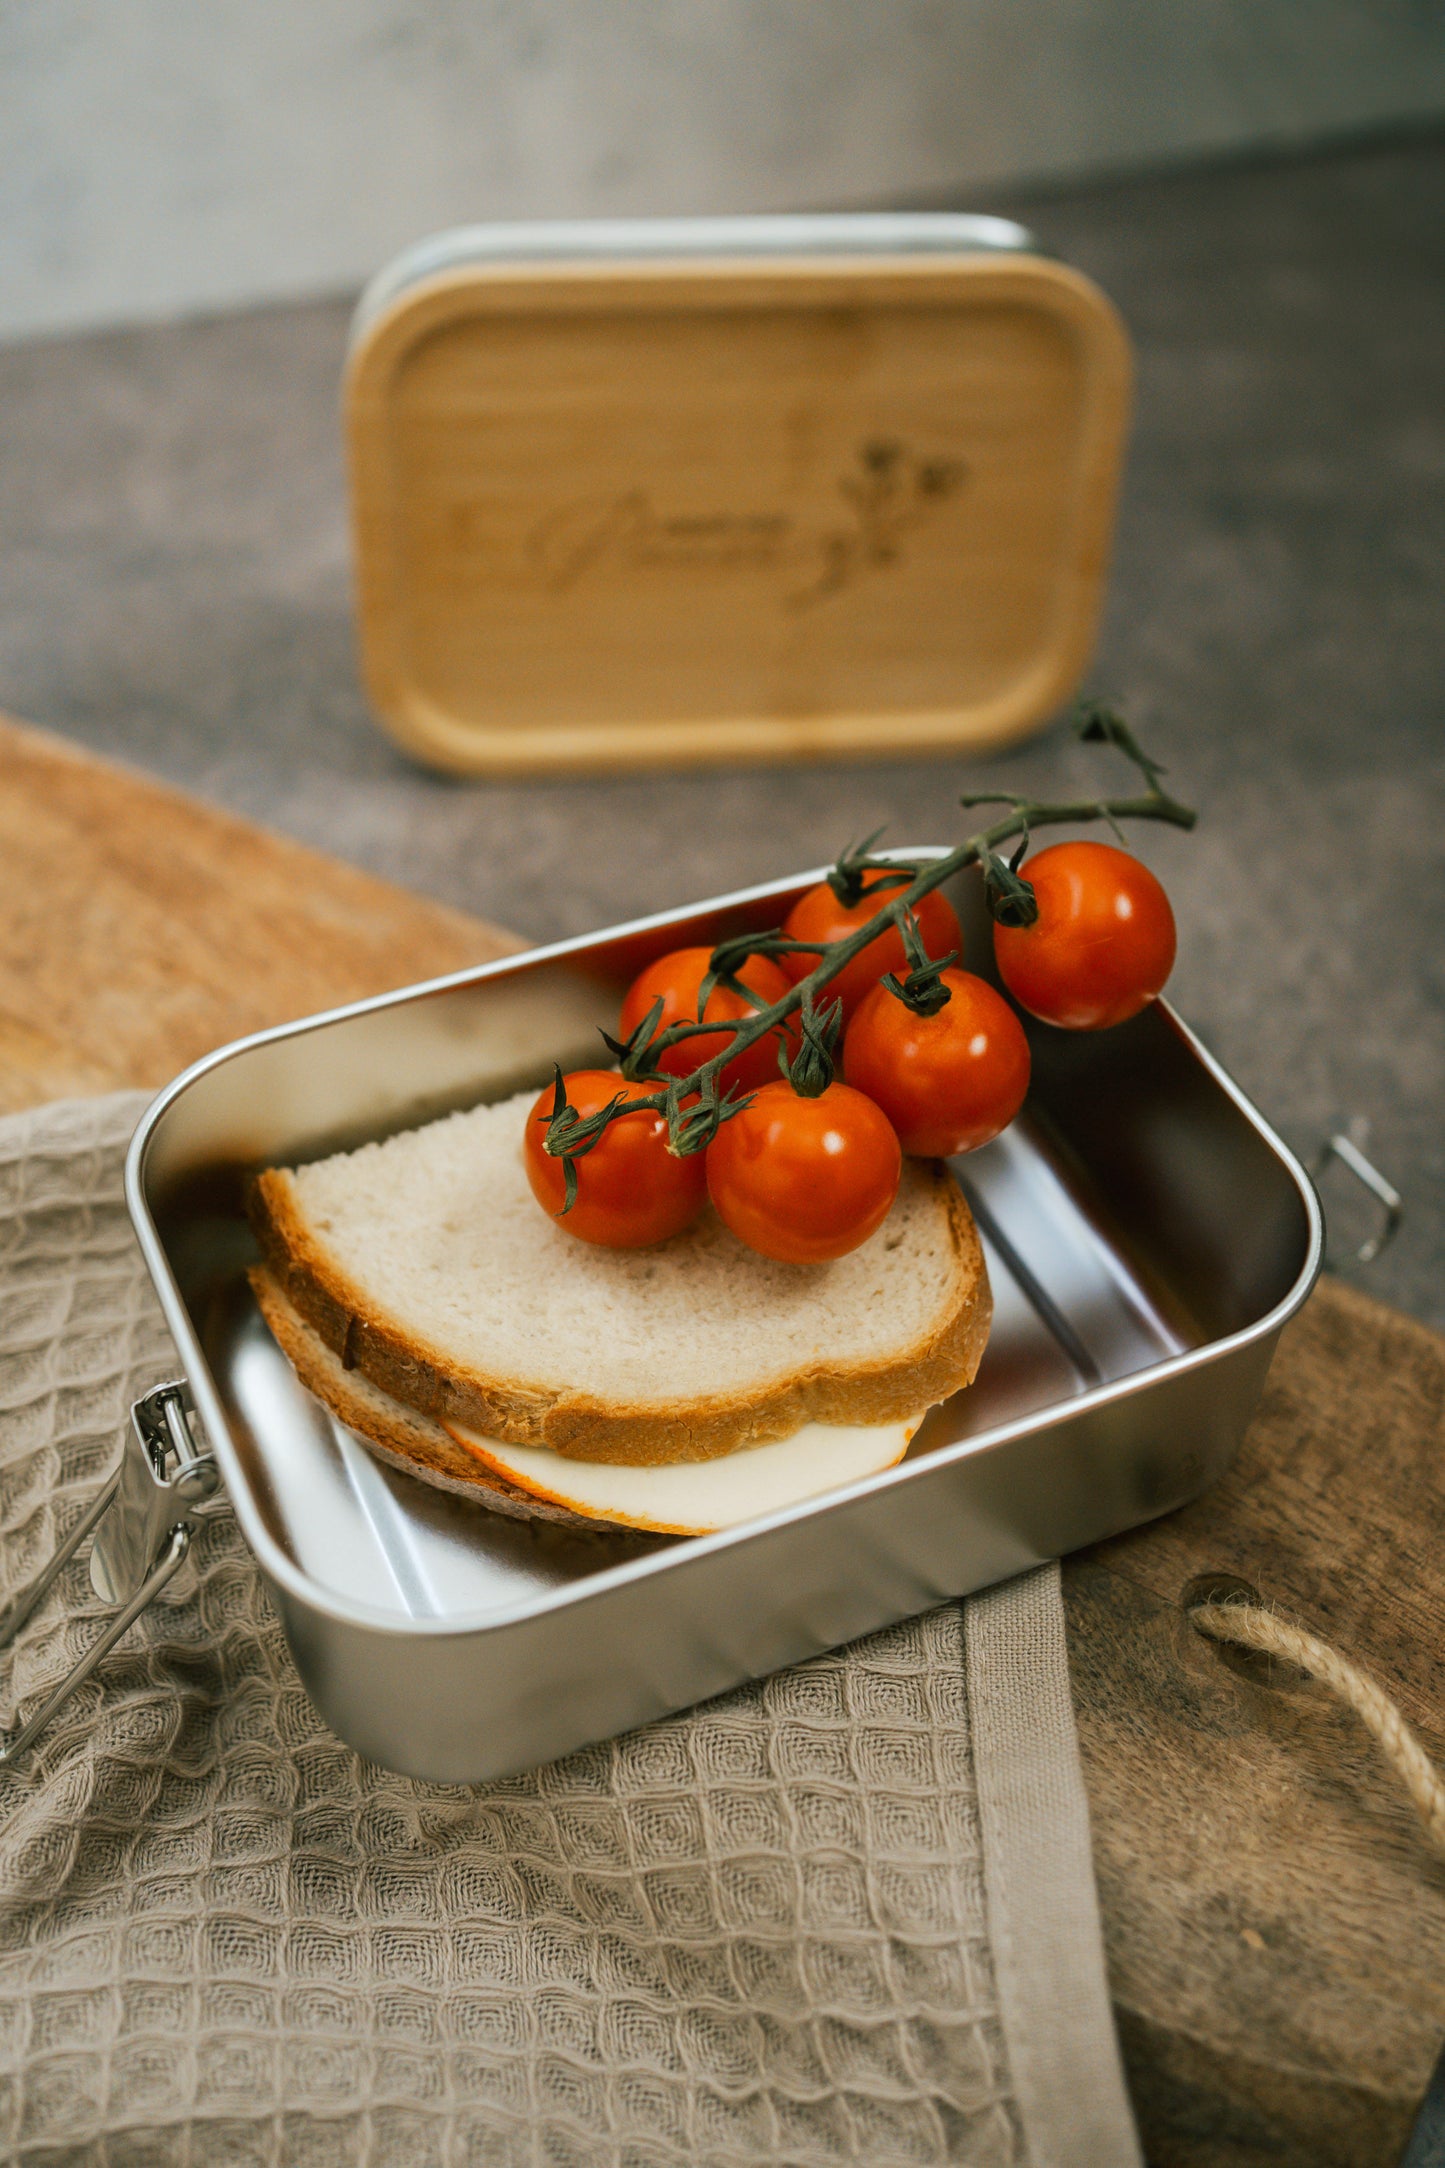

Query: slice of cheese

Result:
[442,1417,921,1534]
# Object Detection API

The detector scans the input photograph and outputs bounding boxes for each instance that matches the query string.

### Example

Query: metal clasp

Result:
[1312,1132,1403,1268]
[0,1381,219,1769]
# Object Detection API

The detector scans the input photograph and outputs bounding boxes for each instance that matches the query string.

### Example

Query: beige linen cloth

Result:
[0,1093,1139,2168]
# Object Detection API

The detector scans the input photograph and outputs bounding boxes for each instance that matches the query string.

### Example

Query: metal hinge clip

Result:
[0,1381,219,1769]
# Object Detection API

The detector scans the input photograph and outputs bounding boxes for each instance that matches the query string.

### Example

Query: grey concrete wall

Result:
[3,1,1443,341]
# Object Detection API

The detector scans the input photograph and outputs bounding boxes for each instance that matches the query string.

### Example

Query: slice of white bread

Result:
[248,1086,991,1468]
[250,1268,921,1535]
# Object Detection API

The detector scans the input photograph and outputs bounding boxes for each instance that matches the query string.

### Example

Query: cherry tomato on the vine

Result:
[523,1070,705,1248]
[781,871,963,1022]
[705,1081,902,1264]
[619,946,793,1094]
[844,969,1031,1158]
[993,841,1176,1032]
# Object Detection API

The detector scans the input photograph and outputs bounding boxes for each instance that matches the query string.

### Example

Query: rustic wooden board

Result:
[0,713,517,1111]
[1069,1275,1445,2167]
[1,711,1439,2164]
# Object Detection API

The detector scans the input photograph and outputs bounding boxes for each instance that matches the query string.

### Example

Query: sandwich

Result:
[249,1088,991,1536]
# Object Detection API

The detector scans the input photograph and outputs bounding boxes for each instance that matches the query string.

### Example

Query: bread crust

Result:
[250,1266,600,1529]
[249,1162,992,1466]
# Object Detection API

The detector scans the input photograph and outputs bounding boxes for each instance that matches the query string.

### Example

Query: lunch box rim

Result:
[349,211,1039,351]
[123,853,1325,1644]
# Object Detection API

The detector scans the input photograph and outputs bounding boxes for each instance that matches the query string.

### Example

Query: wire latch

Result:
[0,1381,219,1769]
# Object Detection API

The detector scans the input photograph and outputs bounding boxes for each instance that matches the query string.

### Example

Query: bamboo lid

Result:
[345,222,1131,776]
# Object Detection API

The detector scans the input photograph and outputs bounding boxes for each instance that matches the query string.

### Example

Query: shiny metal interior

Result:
[127,858,1321,1780]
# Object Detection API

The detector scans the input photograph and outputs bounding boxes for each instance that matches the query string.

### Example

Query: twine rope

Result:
[1190,1599,1445,1857]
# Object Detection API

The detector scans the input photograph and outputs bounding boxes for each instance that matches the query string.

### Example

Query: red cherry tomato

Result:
[993,841,1176,1031]
[781,871,963,1022]
[843,969,1031,1157]
[619,946,793,1094]
[705,1080,902,1264]
[523,1069,706,1248]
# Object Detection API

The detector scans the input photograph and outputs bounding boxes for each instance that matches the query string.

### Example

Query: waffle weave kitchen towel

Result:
[0,1092,1138,2168]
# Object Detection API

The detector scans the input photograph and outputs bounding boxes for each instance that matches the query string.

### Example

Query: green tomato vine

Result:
[540,702,1195,1210]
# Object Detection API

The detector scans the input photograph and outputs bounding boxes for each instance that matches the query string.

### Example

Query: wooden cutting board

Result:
[1,710,1439,2165]
[0,713,517,1108]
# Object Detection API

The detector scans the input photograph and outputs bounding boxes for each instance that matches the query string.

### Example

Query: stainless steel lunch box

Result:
[3,860,1323,1782]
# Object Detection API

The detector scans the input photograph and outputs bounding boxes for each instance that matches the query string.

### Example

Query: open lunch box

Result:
[2,858,1321,1784]
[2,218,1324,1783]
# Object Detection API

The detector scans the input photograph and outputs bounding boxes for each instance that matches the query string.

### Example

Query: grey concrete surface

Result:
[1,132,1441,1324]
